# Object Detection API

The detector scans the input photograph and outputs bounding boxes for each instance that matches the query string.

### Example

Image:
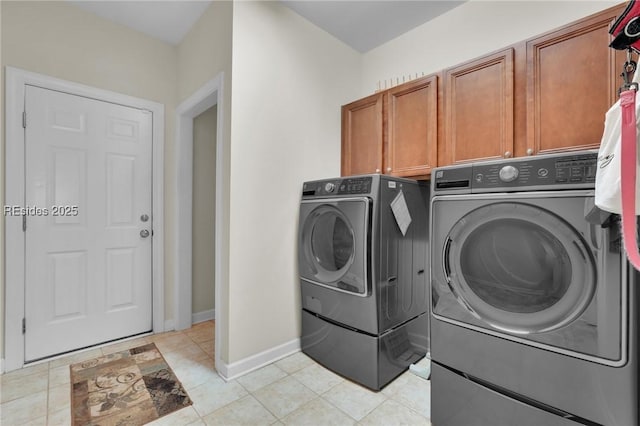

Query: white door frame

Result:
[4,66,165,372]
[174,73,225,376]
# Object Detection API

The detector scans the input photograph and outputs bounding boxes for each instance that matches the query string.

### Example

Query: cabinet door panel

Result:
[387,75,438,177]
[341,93,383,176]
[526,10,620,154]
[445,49,514,165]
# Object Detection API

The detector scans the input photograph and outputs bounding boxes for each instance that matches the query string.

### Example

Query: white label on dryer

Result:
[388,181,397,189]
[391,190,411,236]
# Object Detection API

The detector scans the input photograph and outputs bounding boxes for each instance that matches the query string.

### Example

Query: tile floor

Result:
[0,320,432,425]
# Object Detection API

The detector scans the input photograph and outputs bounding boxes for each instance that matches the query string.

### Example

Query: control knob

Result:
[324,182,336,193]
[499,165,519,182]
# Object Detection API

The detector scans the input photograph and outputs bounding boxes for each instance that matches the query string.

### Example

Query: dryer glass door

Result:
[299,197,370,295]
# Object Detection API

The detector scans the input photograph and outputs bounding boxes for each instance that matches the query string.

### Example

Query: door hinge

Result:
[22,318,26,334]
[22,111,26,129]
[22,215,26,232]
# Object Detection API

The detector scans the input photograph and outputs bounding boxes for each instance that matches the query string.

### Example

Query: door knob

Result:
[140,214,149,222]
[386,167,392,173]
[526,148,534,156]
[140,229,150,238]
[504,151,512,158]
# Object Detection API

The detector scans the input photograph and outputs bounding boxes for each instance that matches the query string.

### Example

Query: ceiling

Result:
[68,1,465,52]
[282,1,465,52]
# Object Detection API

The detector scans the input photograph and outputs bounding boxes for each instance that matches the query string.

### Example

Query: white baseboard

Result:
[192,309,215,324]
[217,338,301,381]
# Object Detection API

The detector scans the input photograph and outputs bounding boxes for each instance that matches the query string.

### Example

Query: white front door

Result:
[24,85,153,361]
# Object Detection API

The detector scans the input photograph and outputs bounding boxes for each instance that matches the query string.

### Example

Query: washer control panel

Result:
[471,152,597,190]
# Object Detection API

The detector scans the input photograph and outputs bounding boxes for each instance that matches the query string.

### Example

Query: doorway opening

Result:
[174,74,225,376]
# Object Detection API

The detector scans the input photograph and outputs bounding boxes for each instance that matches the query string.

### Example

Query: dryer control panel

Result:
[433,151,598,194]
[472,152,597,190]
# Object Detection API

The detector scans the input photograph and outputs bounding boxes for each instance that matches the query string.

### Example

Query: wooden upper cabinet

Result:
[526,7,623,155]
[444,48,514,165]
[341,92,383,176]
[386,75,438,178]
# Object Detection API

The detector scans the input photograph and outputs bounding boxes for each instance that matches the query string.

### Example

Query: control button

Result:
[556,178,568,183]
[571,167,583,176]
[475,173,484,183]
[499,165,519,182]
[537,168,549,177]
[570,177,583,183]
[324,182,336,193]
[340,185,346,192]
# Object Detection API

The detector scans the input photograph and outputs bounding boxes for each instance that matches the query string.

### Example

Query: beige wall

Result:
[192,105,217,316]
[228,1,361,362]
[0,0,178,361]
[361,0,620,96]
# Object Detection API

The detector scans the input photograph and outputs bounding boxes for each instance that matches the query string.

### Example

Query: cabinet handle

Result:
[504,151,512,158]
[386,167,392,173]
[375,168,381,173]
[526,148,534,156]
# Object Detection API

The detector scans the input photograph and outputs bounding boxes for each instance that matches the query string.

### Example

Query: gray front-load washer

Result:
[430,151,639,426]
[298,174,430,390]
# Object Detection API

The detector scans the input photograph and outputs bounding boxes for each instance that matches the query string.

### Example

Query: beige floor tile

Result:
[252,376,316,419]
[48,383,71,414]
[186,325,215,344]
[48,364,71,389]
[321,380,386,421]
[0,390,47,425]
[169,354,219,390]
[359,399,431,426]
[0,368,48,403]
[389,374,431,418]
[18,416,47,425]
[282,397,355,426]
[237,364,288,393]
[147,406,202,426]
[274,352,314,374]
[48,348,103,369]
[48,406,72,426]
[162,341,210,365]
[187,420,207,426]
[291,364,343,395]
[380,371,412,397]
[189,377,248,417]
[198,339,215,358]
[154,333,200,355]
[0,362,49,382]
[100,336,150,355]
[202,395,277,425]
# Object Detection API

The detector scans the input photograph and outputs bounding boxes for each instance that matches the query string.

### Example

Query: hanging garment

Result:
[597,1,640,269]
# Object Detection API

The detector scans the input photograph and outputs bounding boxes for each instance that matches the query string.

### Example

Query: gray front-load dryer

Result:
[298,174,430,390]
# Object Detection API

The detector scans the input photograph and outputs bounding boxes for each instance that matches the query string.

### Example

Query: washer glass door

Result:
[299,197,370,295]
[431,194,625,363]
[444,202,595,333]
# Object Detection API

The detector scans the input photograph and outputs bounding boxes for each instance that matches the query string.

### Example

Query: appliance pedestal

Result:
[432,363,580,426]
[301,309,428,391]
